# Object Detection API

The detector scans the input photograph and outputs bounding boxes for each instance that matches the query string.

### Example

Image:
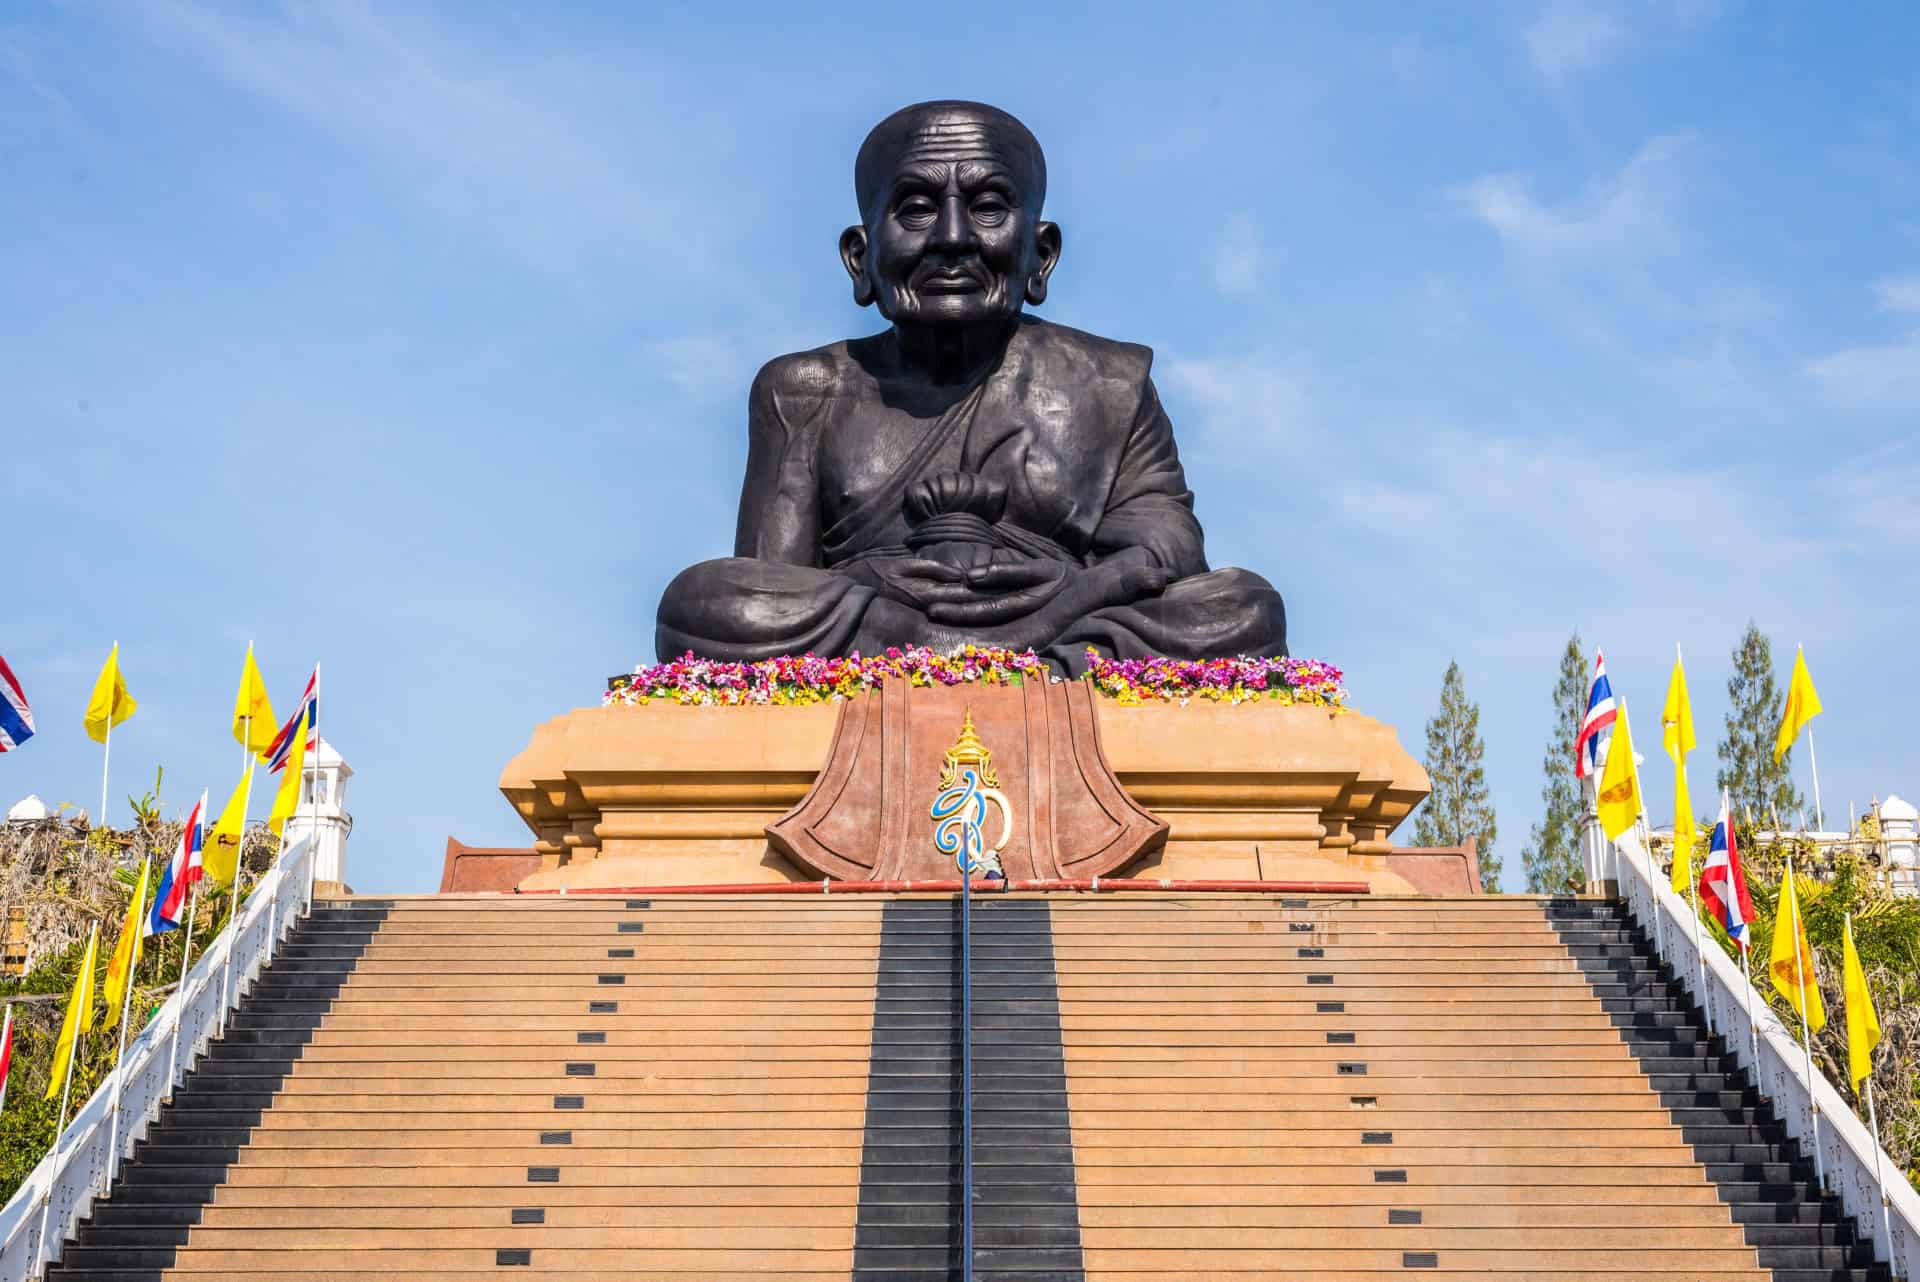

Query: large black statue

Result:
[656,101,1287,674]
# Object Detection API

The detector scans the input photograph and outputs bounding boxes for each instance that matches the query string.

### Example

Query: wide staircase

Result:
[42,893,1885,1280]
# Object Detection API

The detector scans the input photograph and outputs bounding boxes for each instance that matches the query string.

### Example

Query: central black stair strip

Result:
[851,898,1087,1282]
[46,899,390,1282]
[1542,899,1891,1282]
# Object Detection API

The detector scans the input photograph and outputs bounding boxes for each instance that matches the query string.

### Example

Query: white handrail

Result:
[0,833,315,1282]
[1612,829,1919,1276]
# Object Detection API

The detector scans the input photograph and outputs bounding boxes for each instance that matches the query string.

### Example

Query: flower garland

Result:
[605,646,1346,709]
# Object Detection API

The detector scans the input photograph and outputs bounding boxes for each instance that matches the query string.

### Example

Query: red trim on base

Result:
[514,877,1371,896]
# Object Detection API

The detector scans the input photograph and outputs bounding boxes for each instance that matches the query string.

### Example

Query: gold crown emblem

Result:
[938,707,1000,790]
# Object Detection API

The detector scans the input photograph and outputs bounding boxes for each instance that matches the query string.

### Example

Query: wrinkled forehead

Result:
[856,104,1046,215]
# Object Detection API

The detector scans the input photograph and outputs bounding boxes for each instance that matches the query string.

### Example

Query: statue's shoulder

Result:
[1012,316,1154,386]
[751,342,859,403]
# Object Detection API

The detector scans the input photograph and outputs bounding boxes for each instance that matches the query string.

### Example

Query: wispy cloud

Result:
[1451,133,1691,259]
[1525,1,1628,84]
[1874,274,1920,313]
[1159,352,1311,452]
[1805,334,1920,409]
[121,1,727,281]
[1211,212,1267,296]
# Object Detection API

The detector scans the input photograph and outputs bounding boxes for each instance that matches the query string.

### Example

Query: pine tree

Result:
[1717,621,1803,824]
[1412,660,1501,892]
[1521,632,1587,892]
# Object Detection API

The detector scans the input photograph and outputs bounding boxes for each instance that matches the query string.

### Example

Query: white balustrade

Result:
[0,833,316,1281]
[1611,829,1920,1277]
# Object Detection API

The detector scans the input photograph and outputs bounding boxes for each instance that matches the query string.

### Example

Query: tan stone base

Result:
[500,694,1434,894]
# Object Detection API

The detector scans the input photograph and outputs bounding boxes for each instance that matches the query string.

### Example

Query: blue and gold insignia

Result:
[931,709,1012,878]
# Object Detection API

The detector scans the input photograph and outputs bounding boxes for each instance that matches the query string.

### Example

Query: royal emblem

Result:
[930,709,1013,879]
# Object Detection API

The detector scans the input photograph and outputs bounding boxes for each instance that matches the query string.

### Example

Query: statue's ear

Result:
[839,226,875,307]
[1025,221,1062,306]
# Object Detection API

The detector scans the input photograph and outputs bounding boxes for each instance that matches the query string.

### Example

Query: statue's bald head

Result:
[855,100,1047,220]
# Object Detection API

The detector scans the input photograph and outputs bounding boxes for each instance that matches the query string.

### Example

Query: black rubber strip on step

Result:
[45,902,389,1278]
[1539,898,1888,1282]
[850,898,1087,1281]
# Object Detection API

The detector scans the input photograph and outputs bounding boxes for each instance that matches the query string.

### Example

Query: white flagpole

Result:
[1866,1075,1897,1276]
[1805,725,1824,833]
[38,924,96,1276]
[305,663,321,913]
[105,863,147,1191]
[166,887,199,1090]
[0,1004,12,1114]
[1740,943,1759,1062]
[1679,758,1713,1035]
[1784,855,1826,1188]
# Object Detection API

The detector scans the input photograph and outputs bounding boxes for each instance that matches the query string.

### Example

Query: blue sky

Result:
[4,2,1917,893]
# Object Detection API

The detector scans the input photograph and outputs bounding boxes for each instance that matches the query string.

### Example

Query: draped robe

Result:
[656,316,1286,674]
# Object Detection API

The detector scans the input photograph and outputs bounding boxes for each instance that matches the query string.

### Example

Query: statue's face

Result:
[842,113,1060,329]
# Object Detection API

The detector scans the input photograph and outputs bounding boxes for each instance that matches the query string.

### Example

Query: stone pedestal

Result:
[501,691,1430,893]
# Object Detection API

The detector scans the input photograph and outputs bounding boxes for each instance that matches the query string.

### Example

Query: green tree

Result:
[1717,621,1802,824]
[1412,660,1501,892]
[1521,632,1588,893]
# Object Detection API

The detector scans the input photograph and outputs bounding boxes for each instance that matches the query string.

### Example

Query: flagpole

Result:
[1865,1076,1896,1276]
[1784,856,1826,1189]
[305,662,321,914]
[0,1004,12,1115]
[1740,943,1759,1062]
[1680,760,1713,1035]
[166,887,199,1090]
[105,860,149,1192]
[98,721,112,836]
[38,925,94,1277]
[1805,726,1824,833]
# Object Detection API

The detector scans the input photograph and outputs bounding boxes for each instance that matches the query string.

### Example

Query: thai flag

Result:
[265,669,318,773]
[0,656,33,754]
[146,790,207,937]
[1573,649,1616,779]
[1698,791,1754,950]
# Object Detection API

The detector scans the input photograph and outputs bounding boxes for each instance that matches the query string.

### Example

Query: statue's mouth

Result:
[918,267,985,294]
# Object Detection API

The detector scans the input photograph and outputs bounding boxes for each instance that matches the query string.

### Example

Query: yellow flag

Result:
[1769,855,1826,1032]
[45,924,99,1100]
[1842,914,1881,1094]
[100,858,152,1031]
[1773,646,1823,762]
[1661,654,1696,764]
[83,645,137,744]
[1670,760,1696,895]
[1596,703,1643,841]
[231,644,278,757]
[267,711,309,838]
[202,766,253,887]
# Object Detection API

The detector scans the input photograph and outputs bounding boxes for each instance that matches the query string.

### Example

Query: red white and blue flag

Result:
[1573,650,1616,779]
[1698,791,1754,951]
[146,789,208,937]
[0,656,33,754]
[264,669,318,773]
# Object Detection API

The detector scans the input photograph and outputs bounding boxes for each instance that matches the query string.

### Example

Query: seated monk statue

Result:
[657,100,1287,675]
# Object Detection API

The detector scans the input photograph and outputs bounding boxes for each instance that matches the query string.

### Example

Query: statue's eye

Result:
[970,195,1009,226]
[895,195,938,228]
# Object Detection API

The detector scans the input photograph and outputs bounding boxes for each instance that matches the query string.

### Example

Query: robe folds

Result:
[655,316,1286,675]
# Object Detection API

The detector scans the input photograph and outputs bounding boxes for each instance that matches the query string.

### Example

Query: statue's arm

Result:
[733,361,821,566]
[1087,375,1210,578]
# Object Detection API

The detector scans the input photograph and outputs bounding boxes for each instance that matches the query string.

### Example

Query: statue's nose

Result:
[930,195,973,251]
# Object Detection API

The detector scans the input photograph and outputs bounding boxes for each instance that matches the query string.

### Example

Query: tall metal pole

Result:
[1805,726,1825,834]
[166,888,200,1090]
[1865,1077,1898,1277]
[1783,856,1826,1188]
[959,860,974,1282]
